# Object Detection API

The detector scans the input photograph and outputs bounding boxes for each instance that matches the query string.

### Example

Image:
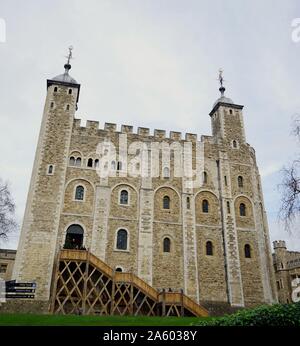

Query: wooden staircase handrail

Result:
[58,249,208,317]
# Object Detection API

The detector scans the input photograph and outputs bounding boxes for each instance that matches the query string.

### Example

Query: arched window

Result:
[66,104,70,111]
[117,161,122,171]
[95,159,99,168]
[227,201,230,214]
[68,89,72,95]
[115,267,123,272]
[229,109,233,115]
[203,171,208,184]
[244,244,251,258]
[111,161,116,170]
[202,199,209,213]
[50,102,54,108]
[54,87,58,92]
[238,176,243,188]
[163,167,170,179]
[75,185,84,200]
[87,158,93,167]
[163,237,171,252]
[163,196,170,209]
[240,203,246,216]
[47,165,54,174]
[69,157,75,166]
[64,224,84,249]
[232,140,237,148]
[224,176,228,186]
[75,157,81,166]
[120,190,129,205]
[206,241,213,256]
[187,197,190,209]
[116,229,128,250]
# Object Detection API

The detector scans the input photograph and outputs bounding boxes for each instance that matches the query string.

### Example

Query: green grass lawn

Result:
[0,313,208,326]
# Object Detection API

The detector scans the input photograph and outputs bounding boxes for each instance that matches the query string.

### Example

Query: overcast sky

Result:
[0,0,300,250]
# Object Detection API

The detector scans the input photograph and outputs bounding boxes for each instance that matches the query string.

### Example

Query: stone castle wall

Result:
[12,77,278,309]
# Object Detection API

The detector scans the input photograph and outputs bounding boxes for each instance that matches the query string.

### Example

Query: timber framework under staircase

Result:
[50,250,209,317]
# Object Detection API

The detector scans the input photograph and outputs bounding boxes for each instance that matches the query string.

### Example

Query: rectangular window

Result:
[224,176,227,186]
[0,264,8,273]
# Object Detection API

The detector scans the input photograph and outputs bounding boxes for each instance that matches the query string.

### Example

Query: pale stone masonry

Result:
[273,240,300,303]
[13,59,278,310]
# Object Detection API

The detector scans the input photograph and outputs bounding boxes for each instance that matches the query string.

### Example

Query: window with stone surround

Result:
[87,158,93,168]
[163,237,171,252]
[202,199,209,213]
[203,171,208,184]
[116,229,128,250]
[240,203,246,216]
[47,164,54,175]
[206,241,213,256]
[227,201,230,214]
[120,190,129,205]
[244,244,251,258]
[187,197,191,209]
[75,157,82,167]
[75,185,84,201]
[163,196,170,209]
[238,176,244,188]
[69,157,75,166]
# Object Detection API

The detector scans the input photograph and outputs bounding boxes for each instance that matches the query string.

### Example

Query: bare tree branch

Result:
[279,115,300,232]
[0,179,17,241]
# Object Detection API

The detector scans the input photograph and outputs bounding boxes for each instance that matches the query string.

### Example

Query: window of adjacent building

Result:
[116,229,128,250]
[202,199,209,213]
[227,201,230,214]
[163,196,170,209]
[244,244,251,258]
[87,158,93,168]
[206,241,213,256]
[187,197,191,210]
[163,237,171,253]
[276,281,280,290]
[238,176,244,188]
[120,190,129,205]
[75,157,81,167]
[239,203,246,216]
[0,264,7,273]
[75,185,84,201]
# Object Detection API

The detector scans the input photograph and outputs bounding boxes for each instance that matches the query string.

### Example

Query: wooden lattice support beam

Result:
[50,250,209,317]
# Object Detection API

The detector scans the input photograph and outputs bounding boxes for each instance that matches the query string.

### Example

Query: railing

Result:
[58,249,209,317]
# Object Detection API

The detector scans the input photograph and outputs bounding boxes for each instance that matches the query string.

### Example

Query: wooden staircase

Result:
[51,249,209,317]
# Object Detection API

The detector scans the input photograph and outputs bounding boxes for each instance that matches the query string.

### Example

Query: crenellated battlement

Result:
[73,118,200,142]
[273,240,287,250]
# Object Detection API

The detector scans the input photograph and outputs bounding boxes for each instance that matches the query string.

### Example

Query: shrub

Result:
[194,302,300,326]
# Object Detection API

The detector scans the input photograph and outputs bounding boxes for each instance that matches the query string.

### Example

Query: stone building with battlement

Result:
[12,53,277,313]
[273,240,300,304]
